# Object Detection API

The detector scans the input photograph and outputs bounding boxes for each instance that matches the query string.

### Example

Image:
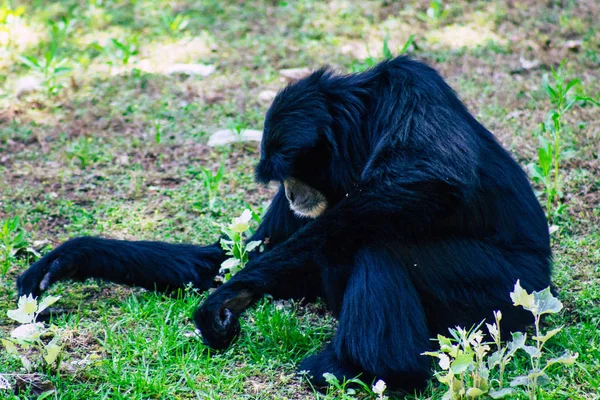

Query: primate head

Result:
[255,70,341,219]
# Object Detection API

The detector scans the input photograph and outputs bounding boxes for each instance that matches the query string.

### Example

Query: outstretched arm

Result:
[17,237,225,298]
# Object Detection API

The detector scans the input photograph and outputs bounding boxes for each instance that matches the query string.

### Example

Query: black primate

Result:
[17,57,551,393]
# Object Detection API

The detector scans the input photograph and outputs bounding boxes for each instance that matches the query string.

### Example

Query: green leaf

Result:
[322,372,339,385]
[221,258,239,270]
[510,280,535,311]
[507,332,526,356]
[564,98,579,113]
[550,111,561,128]
[543,113,557,133]
[466,387,484,397]
[399,35,415,54]
[533,326,562,343]
[245,240,261,252]
[20,355,32,371]
[564,78,581,94]
[527,163,544,182]
[533,287,562,315]
[523,345,541,357]
[44,341,62,365]
[437,334,453,348]
[450,352,473,374]
[535,371,551,386]
[451,377,463,393]
[38,295,61,314]
[231,244,241,259]
[18,55,41,69]
[436,372,452,385]
[574,95,600,107]
[11,322,44,342]
[441,389,454,400]
[250,208,262,223]
[537,137,552,174]
[487,349,503,368]
[488,388,516,398]
[510,375,528,387]
[382,35,393,59]
[215,163,225,183]
[547,352,578,366]
[1,338,18,355]
[53,66,72,75]
[111,38,126,51]
[542,74,557,100]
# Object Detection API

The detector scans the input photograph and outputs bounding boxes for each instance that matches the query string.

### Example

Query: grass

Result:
[1,0,599,398]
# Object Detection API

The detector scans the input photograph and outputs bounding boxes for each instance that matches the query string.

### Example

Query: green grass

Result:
[1,0,599,398]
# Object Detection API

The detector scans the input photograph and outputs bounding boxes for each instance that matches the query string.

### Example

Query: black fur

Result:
[17,56,551,393]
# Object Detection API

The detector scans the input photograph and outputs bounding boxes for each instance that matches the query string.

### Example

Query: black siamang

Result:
[17,56,551,393]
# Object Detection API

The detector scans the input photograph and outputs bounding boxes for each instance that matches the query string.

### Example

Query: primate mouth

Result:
[283,178,328,219]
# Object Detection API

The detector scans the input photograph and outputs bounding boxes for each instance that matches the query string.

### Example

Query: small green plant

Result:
[423,281,577,399]
[219,209,261,282]
[305,372,388,399]
[194,163,225,212]
[160,12,189,35]
[319,372,368,399]
[2,295,64,371]
[528,60,600,220]
[0,217,28,277]
[417,0,449,26]
[227,118,250,141]
[65,136,101,169]
[350,35,415,73]
[18,27,71,95]
[153,120,163,144]
[48,16,76,45]
[107,34,139,66]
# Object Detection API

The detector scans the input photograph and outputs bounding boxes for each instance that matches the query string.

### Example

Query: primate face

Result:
[256,72,337,219]
[283,178,328,218]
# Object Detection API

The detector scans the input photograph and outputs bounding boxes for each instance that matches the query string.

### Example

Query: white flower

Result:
[7,294,38,324]
[229,209,253,233]
[19,295,38,314]
[372,379,387,395]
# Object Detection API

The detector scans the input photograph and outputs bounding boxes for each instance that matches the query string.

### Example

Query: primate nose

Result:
[287,189,295,203]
